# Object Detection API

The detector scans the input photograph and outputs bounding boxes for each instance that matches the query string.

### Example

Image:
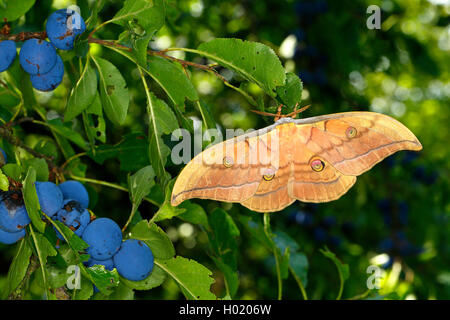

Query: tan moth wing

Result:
[171,112,422,212]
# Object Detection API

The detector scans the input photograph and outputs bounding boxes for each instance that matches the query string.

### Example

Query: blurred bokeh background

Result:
[0,0,449,299]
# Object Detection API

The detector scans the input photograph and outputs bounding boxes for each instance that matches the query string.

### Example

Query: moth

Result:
[171,112,422,212]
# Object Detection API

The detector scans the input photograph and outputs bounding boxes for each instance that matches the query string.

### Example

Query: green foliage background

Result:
[0,0,449,300]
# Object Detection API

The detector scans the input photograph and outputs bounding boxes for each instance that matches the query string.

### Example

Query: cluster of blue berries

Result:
[0,8,85,91]
[0,148,154,282]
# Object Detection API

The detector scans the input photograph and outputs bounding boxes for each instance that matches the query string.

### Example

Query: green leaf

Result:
[120,265,166,290]
[72,276,94,300]
[2,239,32,299]
[23,158,49,182]
[156,256,216,300]
[0,0,35,21]
[276,72,303,109]
[289,252,309,288]
[320,247,350,300]
[2,163,22,180]
[85,264,120,295]
[65,62,97,121]
[88,133,150,171]
[177,201,210,230]
[53,221,89,255]
[146,92,179,181]
[22,167,46,233]
[145,56,199,111]
[196,100,216,130]
[33,232,57,265]
[109,282,135,300]
[83,91,106,147]
[92,56,129,125]
[130,220,175,260]
[46,119,89,151]
[129,166,155,209]
[154,180,186,222]
[208,208,240,297]
[112,0,166,35]
[0,169,9,191]
[197,38,286,96]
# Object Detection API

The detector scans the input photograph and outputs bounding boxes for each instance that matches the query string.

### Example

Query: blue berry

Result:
[0,200,30,233]
[0,227,25,245]
[82,218,122,260]
[0,40,17,72]
[54,199,90,240]
[113,239,154,281]
[19,39,57,75]
[35,181,63,217]
[30,55,64,92]
[46,9,86,50]
[58,180,89,208]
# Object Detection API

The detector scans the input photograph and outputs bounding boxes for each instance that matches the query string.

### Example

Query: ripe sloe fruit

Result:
[0,40,16,72]
[46,9,86,50]
[82,218,122,260]
[30,55,64,92]
[19,39,57,75]
[113,239,154,281]
[35,181,63,217]
[0,200,30,233]
[58,180,89,208]
[54,199,90,240]
[0,227,26,245]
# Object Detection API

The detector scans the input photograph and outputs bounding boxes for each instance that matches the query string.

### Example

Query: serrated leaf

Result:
[197,38,286,96]
[2,239,32,299]
[156,256,216,300]
[276,72,303,109]
[65,62,97,121]
[0,0,35,21]
[93,56,129,125]
[22,167,45,232]
[120,265,166,291]
[130,220,175,260]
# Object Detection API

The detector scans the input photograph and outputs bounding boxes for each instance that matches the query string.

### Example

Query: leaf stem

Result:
[263,213,283,300]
